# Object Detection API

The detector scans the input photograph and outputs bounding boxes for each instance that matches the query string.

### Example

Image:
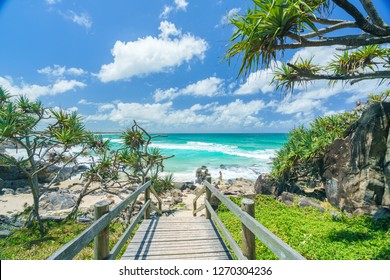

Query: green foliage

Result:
[226,0,390,89]
[152,173,175,194]
[0,87,91,234]
[217,195,390,260]
[271,92,389,183]
[118,121,173,184]
[273,57,320,92]
[0,219,136,260]
[226,0,322,75]
[271,111,358,182]
[328,45,389,75]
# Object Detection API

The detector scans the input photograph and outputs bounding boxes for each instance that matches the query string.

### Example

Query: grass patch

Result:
[217,195,390,260]
[0,218,138,260]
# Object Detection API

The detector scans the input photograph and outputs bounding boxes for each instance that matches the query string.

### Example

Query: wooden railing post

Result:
[205,177,212,219]
[94,200,111,260]
[145,186,151,219]
[241,198,256,260]
[193,200,197,217]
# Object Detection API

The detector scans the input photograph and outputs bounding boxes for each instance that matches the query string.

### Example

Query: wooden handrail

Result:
[150,185,163,212]
[192,186,206,216]
[194,180,306,260]
[48,181,155,260]
[109,200,150,260]
[205,200,247,260]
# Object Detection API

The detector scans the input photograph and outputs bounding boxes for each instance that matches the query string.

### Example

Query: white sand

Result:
[0,178,206,217]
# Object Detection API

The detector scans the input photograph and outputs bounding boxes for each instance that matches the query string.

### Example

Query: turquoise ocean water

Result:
[103,133,288,182]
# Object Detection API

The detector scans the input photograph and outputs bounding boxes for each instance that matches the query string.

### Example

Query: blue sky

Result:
[0,0,389,133]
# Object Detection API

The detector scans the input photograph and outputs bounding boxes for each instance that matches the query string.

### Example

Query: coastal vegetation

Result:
[2,193,389,260]
[271,91,390,186]
[226,0,390,89]
[0,87,91,234]
[0,86,174,235]
[217,195,390,260]
[0,216,136,260]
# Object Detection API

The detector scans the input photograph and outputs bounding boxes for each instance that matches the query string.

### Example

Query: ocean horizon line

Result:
[93,131,289,135]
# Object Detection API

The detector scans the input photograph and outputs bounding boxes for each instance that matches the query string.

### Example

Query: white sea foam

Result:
[161,164,268,182]
[150,141,276,160]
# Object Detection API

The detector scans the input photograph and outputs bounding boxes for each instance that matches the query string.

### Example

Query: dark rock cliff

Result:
[322,102,390,214]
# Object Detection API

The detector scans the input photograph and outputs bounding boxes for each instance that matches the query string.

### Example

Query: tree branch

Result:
[359,0,388,28]
[275,34,390,50]
[309,17,346,25]
[302,21,357,39]
[332,0,390,36]
[286,62,390,82]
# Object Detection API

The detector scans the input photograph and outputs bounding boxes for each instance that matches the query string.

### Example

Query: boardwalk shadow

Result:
[134,217,159,260]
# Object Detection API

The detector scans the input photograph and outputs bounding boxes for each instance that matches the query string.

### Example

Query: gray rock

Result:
[77,217,93,223]
[2,188,15,195]
[0,165,27,180]
[0,230,14,238]
[297,197,325,213]
[15,187,31,194]
[280,192,295,204]
[254,174,279,195]
[328,210,342,218]
[39,191,76,212]
[173,197,183,204]
[180,183,188,191]
[372,207,390,222]
[323,102,390,214]
[170,189,182,198]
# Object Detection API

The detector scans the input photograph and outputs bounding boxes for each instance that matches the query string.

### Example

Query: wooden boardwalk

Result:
[121,213,232,260]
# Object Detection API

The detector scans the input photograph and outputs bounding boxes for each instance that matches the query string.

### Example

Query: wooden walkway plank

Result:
[121,215,232,260]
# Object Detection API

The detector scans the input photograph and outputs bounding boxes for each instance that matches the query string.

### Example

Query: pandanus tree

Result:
[0,86,90,234]
[226,0,390,91]
[119,121,174,185]
[66,121,175,220]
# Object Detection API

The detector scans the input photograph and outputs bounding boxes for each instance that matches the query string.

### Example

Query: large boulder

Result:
[39,190,76,212]
[323,102,390,214]
[254,174,278,195]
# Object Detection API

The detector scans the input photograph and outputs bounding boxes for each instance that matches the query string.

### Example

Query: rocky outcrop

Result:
[0,163,83,191]
[39,189,76,212]
[323,102,390,214]
[254,174,279,195]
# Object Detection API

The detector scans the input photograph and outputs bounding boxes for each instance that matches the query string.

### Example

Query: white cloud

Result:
[290,45,341,66]
[160,0,188,18]
[182,77,224,97]
[46,0,61,5]
[213,99,265,127]
[175,0,188,10]
[217,8,241,27]
[159,21,181,40]
[0,76,86,101]
[63,10,92,29]
[52,106,79,113]
[234,68,277,95]
[153,77,224,102]
[98,21,208,82]
[98,103,116,112]
[160,6,174,19]
[85,99,265,131]
[276,98,322,115]
[154,88,179,102]
[38,65,86,77]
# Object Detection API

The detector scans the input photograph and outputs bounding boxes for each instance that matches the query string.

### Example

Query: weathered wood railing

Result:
[193,180,306,260]
[48,181,162,260]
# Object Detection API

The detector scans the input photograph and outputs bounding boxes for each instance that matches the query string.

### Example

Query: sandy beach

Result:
[0,176,254,218]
